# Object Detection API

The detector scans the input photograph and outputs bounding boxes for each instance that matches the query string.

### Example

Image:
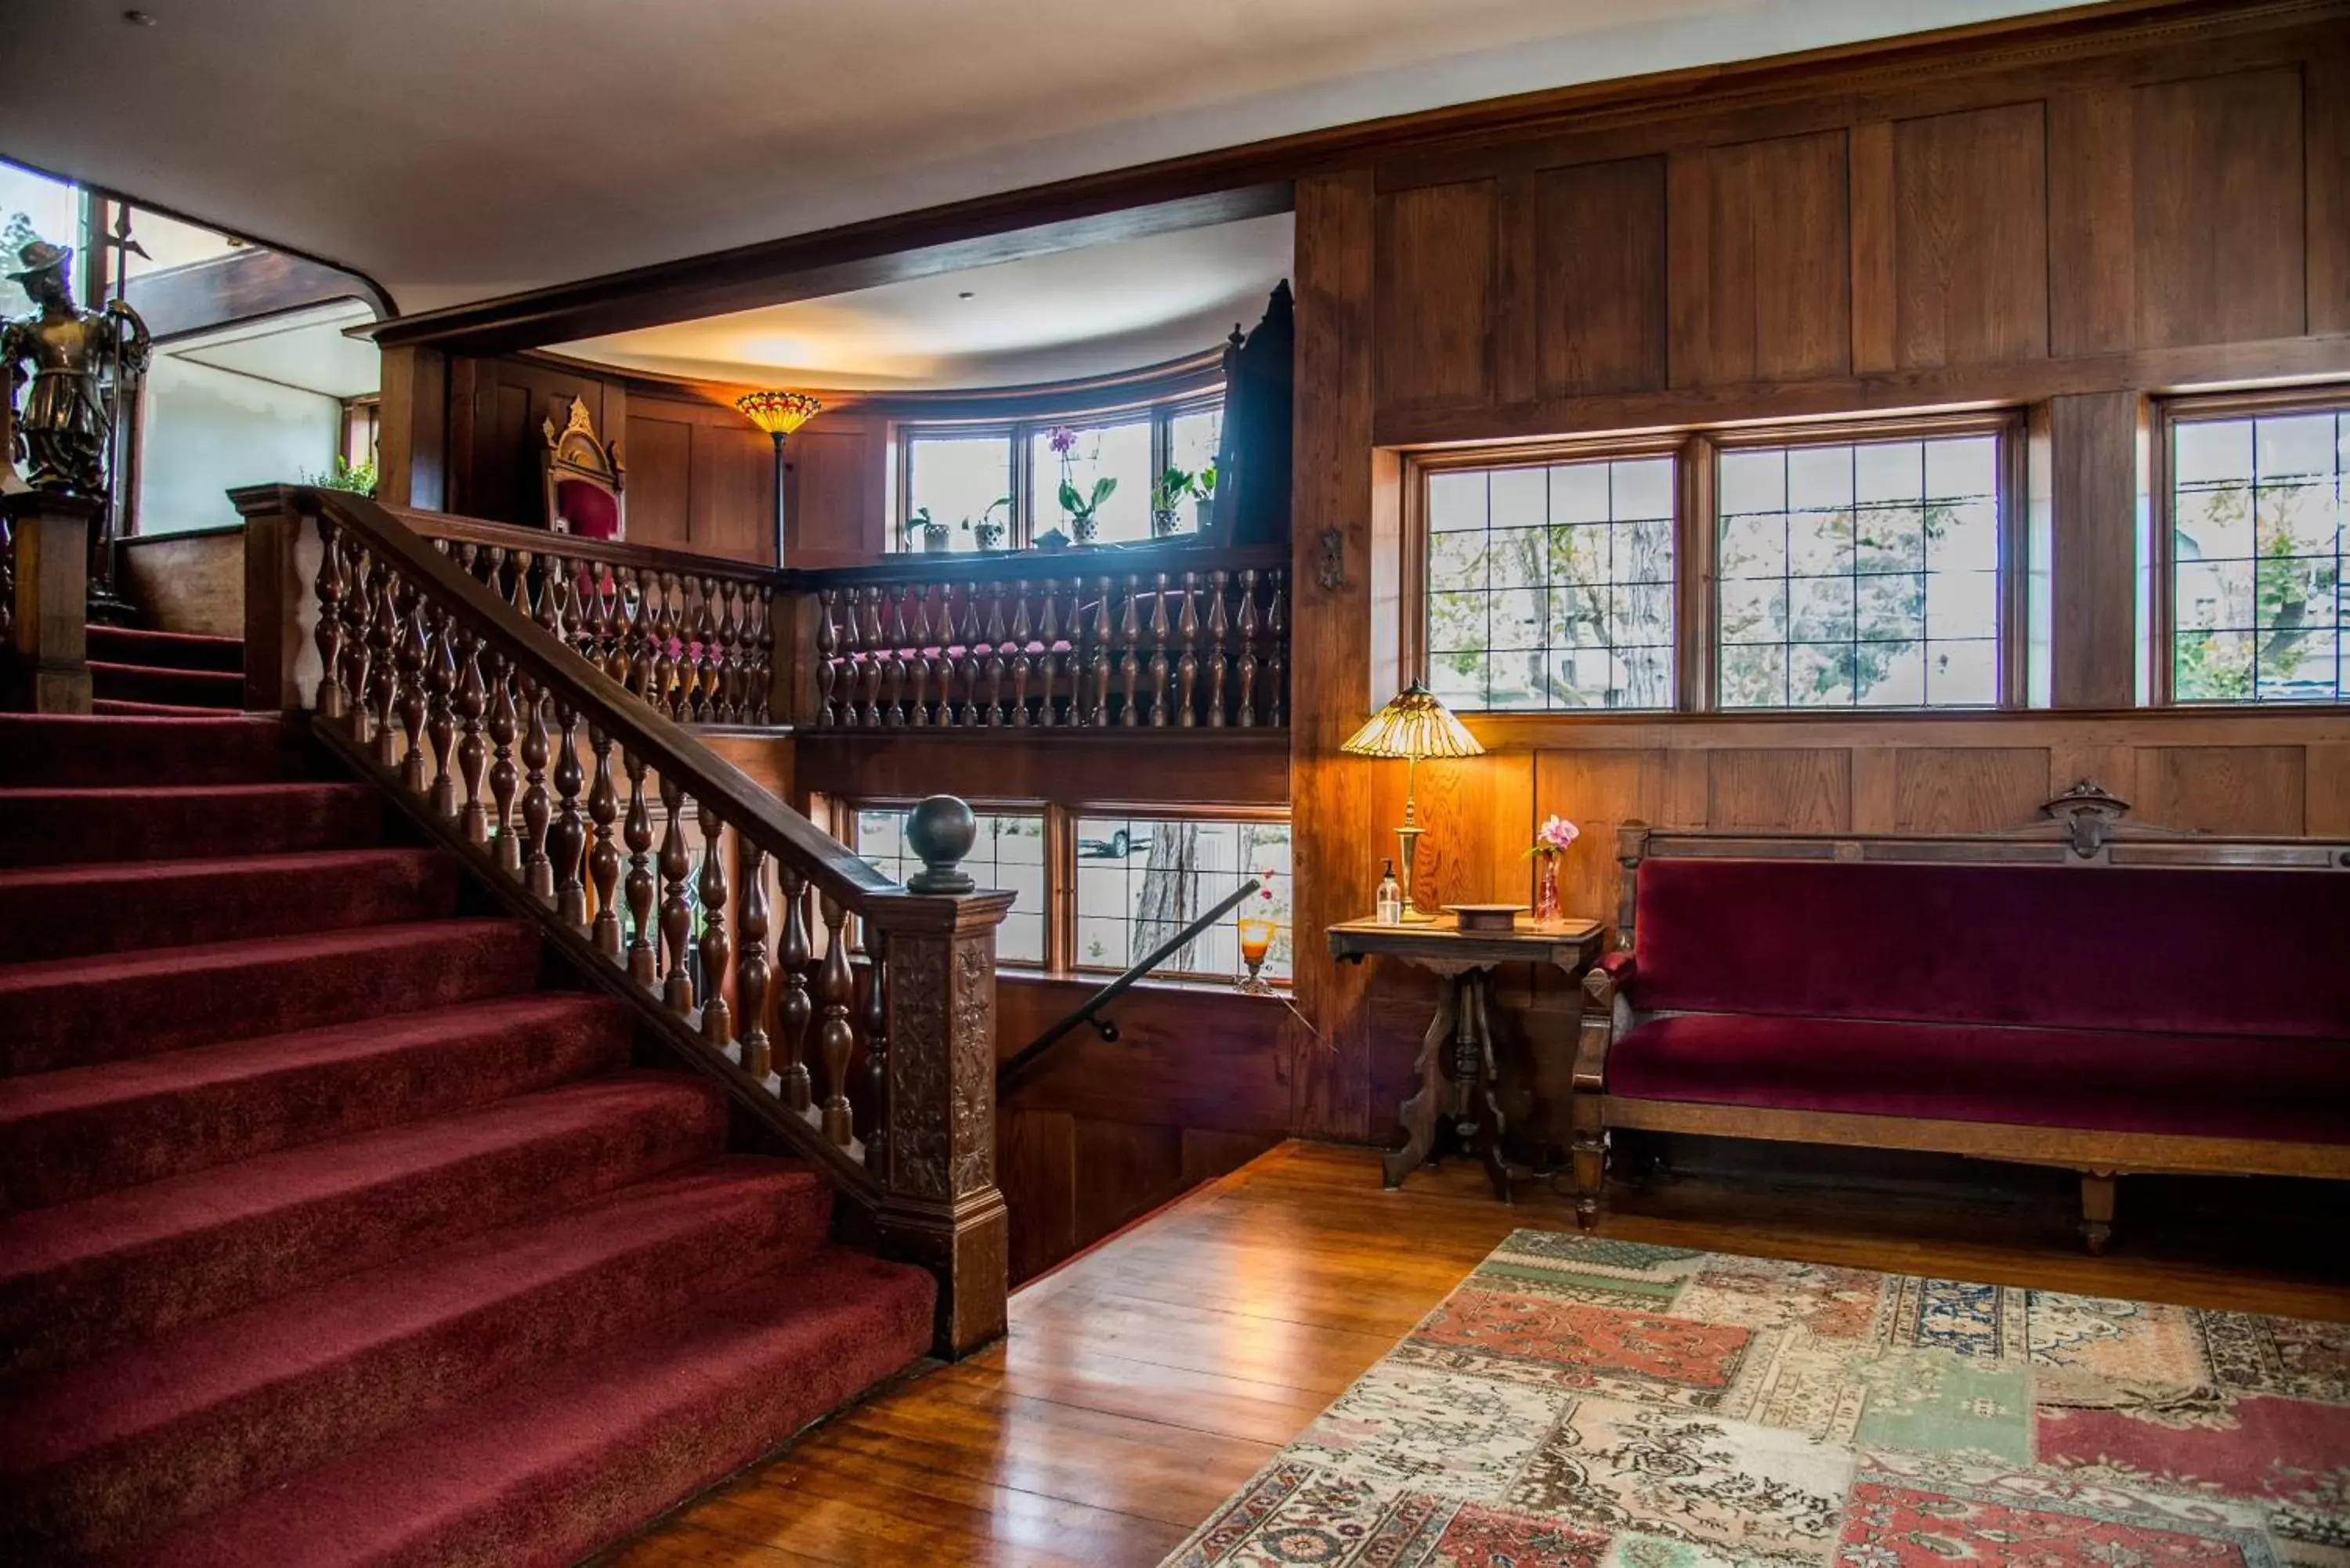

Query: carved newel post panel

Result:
[869,796,1016,1358]
[3,491,101,713]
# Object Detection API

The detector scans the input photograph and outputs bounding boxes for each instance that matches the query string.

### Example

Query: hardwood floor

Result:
[599,1140,2350,1567]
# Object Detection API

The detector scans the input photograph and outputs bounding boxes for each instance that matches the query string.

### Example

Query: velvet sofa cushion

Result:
[1629,858,2350,1040]
[1608,1012,2350,1143]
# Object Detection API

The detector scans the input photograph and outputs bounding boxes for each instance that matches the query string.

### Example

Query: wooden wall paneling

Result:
[1665,148,1712,388]
[1849,121,1897,374]
[2048,739,2139,804]
[2305,742,2350,838]
[2133,67,2307,349]
[998,1107,1076,1285]
[1289,171,1382,1144]
[1704,130,1852,383]
[622,412,694,552]
[1071,1118,1185,1249]
[118,528,244,638]
[2135,744,2306,835]
[1889,746,2052,832]
[1849,745,1899,833]
[2049,391,2143,710]
[1530,156,1669,396]
[1372,752,1533,915]
[2311,42,2350,335]
[791,732,1289,813]
[1372,179,1496,413]
[452,356,615,527]
[996,983,1292,1138]
[1180,1129,1282,1187]
[787,417,885,567]
[2048,86,2136,358]
[378,345,447,511]
[689,422,776,563]
[1891,101,2050,368]
[1705,748,1851,832]
[1531,748,1668,924]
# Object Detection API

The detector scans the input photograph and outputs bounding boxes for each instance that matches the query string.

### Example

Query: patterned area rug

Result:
[1162,1230,2350,1567]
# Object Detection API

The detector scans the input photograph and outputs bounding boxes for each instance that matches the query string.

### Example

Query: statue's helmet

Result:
[6,239,71,284]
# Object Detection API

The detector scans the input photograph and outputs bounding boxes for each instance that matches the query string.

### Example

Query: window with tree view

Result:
[2167,402,2347,704]
[1074,815,1291,984]
[1716,430,2004,709]
[1424,454,1676,711]
[853,807,1045,965]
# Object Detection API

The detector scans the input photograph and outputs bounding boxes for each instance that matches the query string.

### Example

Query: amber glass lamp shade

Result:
[736,391,823,565]
[1236,915,1277,993]
[1340,683,1484,923]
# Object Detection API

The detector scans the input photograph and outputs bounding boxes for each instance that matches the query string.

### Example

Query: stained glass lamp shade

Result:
[735,391,822,565]
[1341,683,1484,922]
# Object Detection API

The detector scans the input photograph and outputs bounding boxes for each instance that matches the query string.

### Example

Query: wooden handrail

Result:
[396,505,775,588]
[235,482,1014,1356]
[783,538,1289,591]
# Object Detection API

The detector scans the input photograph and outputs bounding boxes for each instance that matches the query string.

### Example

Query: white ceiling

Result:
[556,213,1295,390]
[3,1,2076,317]
[168,301,382,400]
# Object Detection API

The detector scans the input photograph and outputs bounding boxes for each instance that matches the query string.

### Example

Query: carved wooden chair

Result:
[543,396,625,541]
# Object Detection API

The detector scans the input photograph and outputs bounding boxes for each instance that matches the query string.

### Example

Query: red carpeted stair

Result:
[0,710,936,1566]
[85,626,246,715]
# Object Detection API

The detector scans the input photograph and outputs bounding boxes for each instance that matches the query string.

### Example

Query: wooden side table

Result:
[1328,916,1603,1201]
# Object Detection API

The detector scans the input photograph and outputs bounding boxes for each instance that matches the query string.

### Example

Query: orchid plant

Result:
[1049,424,1118,536]
[1524,815,1580,861]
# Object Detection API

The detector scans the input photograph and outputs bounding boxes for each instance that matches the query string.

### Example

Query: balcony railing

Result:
[791,541,1290,731]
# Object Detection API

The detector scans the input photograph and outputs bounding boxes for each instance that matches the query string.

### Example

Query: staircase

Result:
[0,701,936,1566]
[85,625,245,715]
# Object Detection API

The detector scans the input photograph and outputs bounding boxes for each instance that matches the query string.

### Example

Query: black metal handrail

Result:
[997,876,1261,1083]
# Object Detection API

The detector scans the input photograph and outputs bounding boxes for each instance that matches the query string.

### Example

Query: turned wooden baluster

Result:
[588,727,622,959]
[862,935,888,1172]
[1009,580,1034,726]
[1036,579,1062,726]
[1177,571,1201,727]
[1117,575,1142,727]
[1236,568,1260,728]
[1205,569,1230,727]
[882,586,911,727]
[1146,572,1172,727]
[1088,575,1114,726]
[519,677,555,901]
[930,587,960,728]
[487,658,521,873]
[370,560,403,766]
[779,866,814,1112]
[1265,573,1288,727]
[876,587,906,727]
[338,539,375,746]
[651,573,680,718]
[815,587,841,725]
[623,752,657,985]
[863,586,891,725]
[397,585,431,793]
[625,569,655,698]
[956,581,985,728]
[739,843,773,1086]
[483,545,509,609]
[313,516,348,721]
[978,581,1006,725]
[906,587,933,726]
[425,606,459,817]
[659,772,694,1013]
[754,585,777,724]
[507,548,534,618]
[835,585,865,726]
[537,553,570,645]
[697,804,732,1047]
[714,580,741,723]
[455,630,490,844]
[816,897,856,1146]
[551,702,588,929]
[572,564,603,664]
[602,569,631,685]
[693,577,721,721]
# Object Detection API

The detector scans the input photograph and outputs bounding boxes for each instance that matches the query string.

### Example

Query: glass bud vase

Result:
[1534,856,1561,924]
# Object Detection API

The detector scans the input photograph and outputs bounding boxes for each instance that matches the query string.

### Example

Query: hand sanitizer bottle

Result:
[1375,859,1403,925]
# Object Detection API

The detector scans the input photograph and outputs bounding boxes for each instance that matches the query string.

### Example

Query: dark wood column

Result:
[5,493,100,714]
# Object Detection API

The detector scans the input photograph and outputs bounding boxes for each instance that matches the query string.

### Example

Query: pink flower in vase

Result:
[1047,425,1079,456]
[1529,815,1579,858]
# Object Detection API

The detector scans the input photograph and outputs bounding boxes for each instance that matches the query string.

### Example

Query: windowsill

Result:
[999,970,1292,1003]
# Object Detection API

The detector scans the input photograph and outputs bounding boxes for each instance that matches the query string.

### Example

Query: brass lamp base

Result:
[1394,822,1436,923]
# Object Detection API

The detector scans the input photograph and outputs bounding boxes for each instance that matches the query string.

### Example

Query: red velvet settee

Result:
[1570,787,2350,1250]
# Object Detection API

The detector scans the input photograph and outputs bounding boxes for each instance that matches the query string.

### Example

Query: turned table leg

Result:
[2080,1169,2117,1255]
[1381,980,1460,1188]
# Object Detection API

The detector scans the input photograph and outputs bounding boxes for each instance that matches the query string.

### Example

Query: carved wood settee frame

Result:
[1571,782,2350,1251]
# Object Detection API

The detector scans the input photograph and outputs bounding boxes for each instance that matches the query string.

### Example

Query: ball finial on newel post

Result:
[904,795,978,894]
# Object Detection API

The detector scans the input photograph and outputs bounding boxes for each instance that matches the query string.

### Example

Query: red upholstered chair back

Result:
[555,478,621,541]
[1630,857,2350,1040]
[542,396,625,541]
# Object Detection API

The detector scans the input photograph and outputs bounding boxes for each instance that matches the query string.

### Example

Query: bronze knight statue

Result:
[1,238,150,498]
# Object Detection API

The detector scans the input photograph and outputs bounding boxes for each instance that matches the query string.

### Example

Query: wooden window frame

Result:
[833,797,1292,988]
[894,388,1225,554]
[1405,407,2030,715]
[2149,384,2350,709]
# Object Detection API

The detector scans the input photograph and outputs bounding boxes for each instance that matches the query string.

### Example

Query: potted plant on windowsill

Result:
[1151,467,1195,540]
[906,507,952,554]
[967,495,1010,552]
[1194,462,1217,534]
[1059,475,1116,545]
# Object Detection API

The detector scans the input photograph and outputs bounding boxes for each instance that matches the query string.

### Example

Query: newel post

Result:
[3,491,100,714]
[232,484,320,715]
[866,795,1014,1359]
